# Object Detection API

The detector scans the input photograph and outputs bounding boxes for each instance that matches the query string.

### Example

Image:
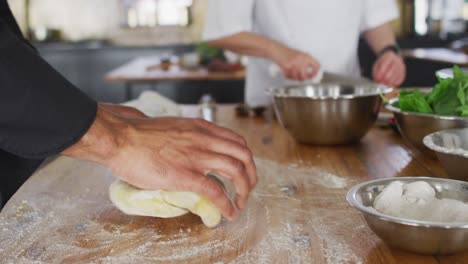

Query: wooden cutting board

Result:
[0,106,466,263]
[0,156,362,263]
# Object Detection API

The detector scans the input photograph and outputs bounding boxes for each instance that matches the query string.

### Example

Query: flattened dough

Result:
[109,179,222,228]
[109,180,188,218]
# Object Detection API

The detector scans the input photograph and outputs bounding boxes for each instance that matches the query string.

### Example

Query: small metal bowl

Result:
[385,98,468,157]
[347,177,468,255]
[271,82,391,145]
[424,128,468,181]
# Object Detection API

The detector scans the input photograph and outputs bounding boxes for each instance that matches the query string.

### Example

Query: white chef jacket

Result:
[203,0,399,107]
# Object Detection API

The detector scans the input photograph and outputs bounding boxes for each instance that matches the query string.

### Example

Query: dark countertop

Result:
[33,40,195,52]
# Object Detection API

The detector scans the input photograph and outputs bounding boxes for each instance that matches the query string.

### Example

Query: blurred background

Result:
[7,0,468,104]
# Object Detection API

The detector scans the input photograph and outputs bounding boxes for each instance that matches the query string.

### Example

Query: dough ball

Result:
[373,180,468,222]
[402,181,435,203]
[373,181,404,216]
[109,179,222,228]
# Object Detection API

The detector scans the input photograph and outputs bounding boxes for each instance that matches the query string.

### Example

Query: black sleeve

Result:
[0,6,98,159]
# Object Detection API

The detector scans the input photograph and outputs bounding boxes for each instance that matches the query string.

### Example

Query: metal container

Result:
[424,128,468,181]
[270,80,391,145]
[385,98,468,157]
[199,94,217,122]
[30,27,62,42]
[436,67,468,79]
[347,177,468,255]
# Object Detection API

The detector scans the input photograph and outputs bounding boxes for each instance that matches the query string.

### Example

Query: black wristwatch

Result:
[377,44,401,57]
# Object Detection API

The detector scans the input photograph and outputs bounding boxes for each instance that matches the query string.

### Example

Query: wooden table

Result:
[402,48,468,66]
[105,57,245,100]
[1,106,467,263]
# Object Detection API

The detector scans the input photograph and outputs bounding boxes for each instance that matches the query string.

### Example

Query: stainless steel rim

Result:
[346,177,468,229]
[267,84,393,100]
[423,128,468,158]
[386,98,468,121]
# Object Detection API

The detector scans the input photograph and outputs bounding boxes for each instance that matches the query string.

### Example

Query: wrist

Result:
[62,104,130,166]
[377,44,401,58]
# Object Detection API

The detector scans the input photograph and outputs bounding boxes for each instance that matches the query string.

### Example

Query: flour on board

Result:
[0,158,366,263]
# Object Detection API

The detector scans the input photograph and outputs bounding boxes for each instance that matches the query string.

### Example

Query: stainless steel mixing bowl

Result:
[270,82,391,145]
[385,98,468,157]
[347,177,468,255]
[424,128,468,181]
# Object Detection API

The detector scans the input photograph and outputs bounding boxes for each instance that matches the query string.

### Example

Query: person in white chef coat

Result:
[203,0,406,107]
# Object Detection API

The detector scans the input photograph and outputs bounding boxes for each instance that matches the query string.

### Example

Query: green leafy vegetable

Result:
[397,66,468,117]
[426,77,451,105]
[195,42,223,60]
[457,105,468,117]
[398,90,433,114]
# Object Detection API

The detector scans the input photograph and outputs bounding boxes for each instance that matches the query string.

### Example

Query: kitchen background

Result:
[6,0,468,103]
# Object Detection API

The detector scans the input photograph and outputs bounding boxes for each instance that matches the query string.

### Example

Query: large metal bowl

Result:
[347,177,468,255]
[385,98,468,157]
[271,82,391,145]
[424,128,468,181]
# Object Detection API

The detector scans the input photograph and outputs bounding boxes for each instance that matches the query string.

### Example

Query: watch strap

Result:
[377,44,401,57]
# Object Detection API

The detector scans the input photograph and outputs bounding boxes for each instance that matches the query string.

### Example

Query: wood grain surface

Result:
[1,106,468,263]
[105,57,245,82]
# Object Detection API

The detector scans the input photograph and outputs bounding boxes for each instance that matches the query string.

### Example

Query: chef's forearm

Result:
[363,22,397,55]
[208,31,290,64]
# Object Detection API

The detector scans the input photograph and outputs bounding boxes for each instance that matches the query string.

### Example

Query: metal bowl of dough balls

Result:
[424,128,468,181]
[347,177,468,255]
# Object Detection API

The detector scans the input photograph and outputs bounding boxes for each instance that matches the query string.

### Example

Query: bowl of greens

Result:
[385,66,468,157]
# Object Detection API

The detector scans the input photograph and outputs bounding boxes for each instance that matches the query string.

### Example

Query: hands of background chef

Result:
[372,50,406,88]
[273,46,321,81]
[62,103,257,221]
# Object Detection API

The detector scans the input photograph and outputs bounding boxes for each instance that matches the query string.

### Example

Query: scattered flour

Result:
[0,157,364,263]
[373,181,468,223]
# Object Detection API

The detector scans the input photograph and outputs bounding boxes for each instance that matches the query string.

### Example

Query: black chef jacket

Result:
[0,1,97,206]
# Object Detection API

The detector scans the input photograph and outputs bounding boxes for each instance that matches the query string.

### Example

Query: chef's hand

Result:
[273,47,321,81]
[62,105,257,221]
[372,50,406,87]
